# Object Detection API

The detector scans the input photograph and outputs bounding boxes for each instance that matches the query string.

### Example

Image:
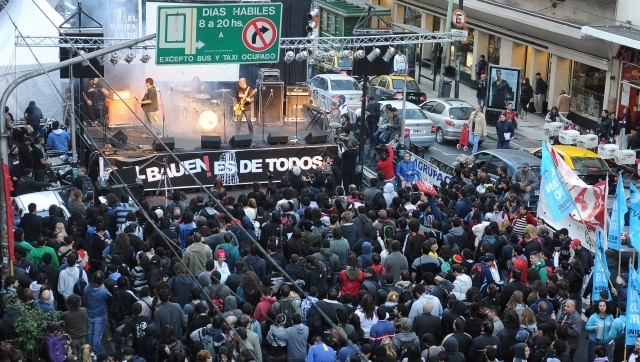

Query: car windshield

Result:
[330,79,360,91]
[391,79,421,91]
[449,107,474,120]
[528,166,542,180]
[338,58,353,68]
[401,109,429,119]
[571,157,609,172]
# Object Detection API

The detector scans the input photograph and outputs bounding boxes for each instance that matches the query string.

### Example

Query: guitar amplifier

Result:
[286,86,311,122]
[258,68,280,82]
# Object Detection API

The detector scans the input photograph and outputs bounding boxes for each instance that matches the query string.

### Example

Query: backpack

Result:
[109,290,125,321]
[396,340,413,360]
[169,202,183,221]
[358,254,373,269]
[73,266,88,297]
[469,264,485,289]
[210,284,225,311]
[320,254,334,283]
[275,299,296,327]
[485,193,498,212]
[398,283,414,304]
[80,176,94,202]
[382,223,395,240]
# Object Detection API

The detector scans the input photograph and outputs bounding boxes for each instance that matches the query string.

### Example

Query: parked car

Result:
[367,74,427,105]
[530,145,615,193]
[377,100,435,149]
[308,74,362,111]
[473,149,542,205]
[13,190,70,221]
[311,53,355,77]
[419,98,475,144]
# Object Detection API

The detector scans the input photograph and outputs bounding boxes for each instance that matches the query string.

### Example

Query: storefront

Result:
[569,61,607,119]
[615,46,640,128]
[447,26,474,81]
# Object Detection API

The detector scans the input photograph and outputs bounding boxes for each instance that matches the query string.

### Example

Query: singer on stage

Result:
[235,78,254,134]
[136,78,161,138]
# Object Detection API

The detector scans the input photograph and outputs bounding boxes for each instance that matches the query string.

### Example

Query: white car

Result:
[13,191,70,220]
[377,100,436,150]
[308,74,362,111]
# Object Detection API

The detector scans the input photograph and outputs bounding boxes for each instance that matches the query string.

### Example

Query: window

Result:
[391,79,421,91]
[421,101,438,113]
[433,102,447,114]
[378,78,389,89]
[317,77,328,91]
[328,13,336,35]
[322,11,327,30]
[449,107,474,120]
[330,79,360,91]
[486,156,506,177]
[403,109,429,119]
[473,152,492,169]
[488,35,501,65]
[569,61,606,118]
[570,157,608,172]
[369,76,381,87]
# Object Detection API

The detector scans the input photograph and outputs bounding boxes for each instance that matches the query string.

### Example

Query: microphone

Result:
[179,69,185,75]
[270,89,273,95]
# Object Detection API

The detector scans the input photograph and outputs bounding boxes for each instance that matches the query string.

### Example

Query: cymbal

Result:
[177,87,192,92]
[217,88,233,92]
[193,93,211,99]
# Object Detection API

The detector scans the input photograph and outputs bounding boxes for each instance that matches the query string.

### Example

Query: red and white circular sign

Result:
[451,9,467,28]
[242,18,277,52]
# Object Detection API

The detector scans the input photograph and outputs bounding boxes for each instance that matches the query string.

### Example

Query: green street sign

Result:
[156,3,282,65]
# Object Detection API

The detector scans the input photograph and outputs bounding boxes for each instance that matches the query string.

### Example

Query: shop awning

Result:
[581,25,640,49]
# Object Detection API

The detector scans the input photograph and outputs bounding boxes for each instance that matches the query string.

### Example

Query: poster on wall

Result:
[621,83,630,107]
[487,65,521,110]
[107,0,142,39]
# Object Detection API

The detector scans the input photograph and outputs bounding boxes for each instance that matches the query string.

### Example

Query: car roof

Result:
[428,98,475,107]
[476,149,542,166]
[548,145,600,158]
[385,75,417,81]
[378,100,420,109]
[315,74,357,80]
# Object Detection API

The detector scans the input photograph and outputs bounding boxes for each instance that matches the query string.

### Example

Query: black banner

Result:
[106,145,340,190]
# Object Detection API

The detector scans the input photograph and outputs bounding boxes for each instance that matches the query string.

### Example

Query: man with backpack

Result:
[270,285,302,328]
[403,218,426,265]
[182,232,212,277]
[411,241,441,282]
[359,267,381,296]
[373,210,396,239]
[57,252,88,301]
[392,318,420,358]
[471,254,497,297]
[312,240,340,288]
[72,167,95,203]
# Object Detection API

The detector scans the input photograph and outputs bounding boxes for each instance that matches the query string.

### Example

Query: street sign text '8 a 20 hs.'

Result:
[156,3,282,65]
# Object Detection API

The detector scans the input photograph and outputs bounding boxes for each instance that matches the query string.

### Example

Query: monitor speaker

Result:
[230,134,253,147]
[201,135,221,149]
[111,130,128,148]
[153,137,175,151]
[267,132,289,145]
[304,131,328,144]
[108,166,138,185]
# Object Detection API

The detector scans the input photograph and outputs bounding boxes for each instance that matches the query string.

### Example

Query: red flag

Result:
[3,163,14,261]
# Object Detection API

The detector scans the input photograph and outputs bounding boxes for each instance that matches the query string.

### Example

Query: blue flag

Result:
[626,261,640,346]
[592,226,611,302]
[540,141,574,221]
[629,183,640,251]
[607,173,626,250]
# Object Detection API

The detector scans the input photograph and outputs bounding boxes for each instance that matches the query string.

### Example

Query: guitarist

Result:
[235,78,255,134]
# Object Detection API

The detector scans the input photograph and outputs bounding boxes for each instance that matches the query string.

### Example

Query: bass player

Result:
[235,78,255,134]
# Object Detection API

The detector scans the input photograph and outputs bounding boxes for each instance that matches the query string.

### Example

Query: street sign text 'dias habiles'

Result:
[156,3,282,65]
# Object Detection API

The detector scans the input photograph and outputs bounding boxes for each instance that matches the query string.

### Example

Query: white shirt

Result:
[394,54,407,72]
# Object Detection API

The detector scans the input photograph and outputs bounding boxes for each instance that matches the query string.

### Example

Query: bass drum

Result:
[198,110,219,131]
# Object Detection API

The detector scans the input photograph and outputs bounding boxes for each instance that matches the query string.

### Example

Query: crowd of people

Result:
[0,154,639,362]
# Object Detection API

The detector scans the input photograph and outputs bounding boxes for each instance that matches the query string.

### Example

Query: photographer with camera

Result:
[339,139,359,189]
[288,166,308,193]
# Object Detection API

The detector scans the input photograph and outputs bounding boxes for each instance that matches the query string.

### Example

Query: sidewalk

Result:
[416,74,546,150]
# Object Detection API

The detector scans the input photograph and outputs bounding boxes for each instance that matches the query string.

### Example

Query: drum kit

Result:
[175,87,234,141]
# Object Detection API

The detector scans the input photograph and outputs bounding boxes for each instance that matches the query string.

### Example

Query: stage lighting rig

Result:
[354,50,366,59]
[367,48,381,62]
[284,51,295,63]
[124,52,135,64]
[382,47,395,62]
[109,52,120,65]
[140,53,151,63]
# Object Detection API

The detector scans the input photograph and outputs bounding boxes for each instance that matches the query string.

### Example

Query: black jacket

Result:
[534,78,547,95]
[365,102,381,124]
[15,176,50,196]
[19,213,43,242]
[500,280,530,310]
[306,299,347,337]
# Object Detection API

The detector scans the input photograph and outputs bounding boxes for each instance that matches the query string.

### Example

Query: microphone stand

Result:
[158,90,166,138]
[262,89,273,145]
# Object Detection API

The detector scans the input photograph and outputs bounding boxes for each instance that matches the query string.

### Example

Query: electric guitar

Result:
[234,88,257,117]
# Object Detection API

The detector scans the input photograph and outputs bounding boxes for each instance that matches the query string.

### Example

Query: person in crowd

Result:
[46,121,70,154]
[465,105,487,154]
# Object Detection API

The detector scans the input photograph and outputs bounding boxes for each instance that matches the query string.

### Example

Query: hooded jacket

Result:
[496,326,522,361]
[382,250,408,284]
[396,159,421,184]
[330,238,350,267]
[339,223,357,248]
[339,268,364,297]
[496,119,515,143]
[445,226,467,254]
[44,333,68,362]
[223,295,242,318]
[46,129,70,153]
[243,254,267,280]
[444,338,465,362]
[83,284,111,319]
[383,183,398,209]
[452,274,472,301]
[57,265,88,300]
[254,295,277,323]
[353,214,375,241]
[392,330,420,355]
[270,323,310,362]
[513,343,528,362]
[313,248,341,273]
[357,242,373,267]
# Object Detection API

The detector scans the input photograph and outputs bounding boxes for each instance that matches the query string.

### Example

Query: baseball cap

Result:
[364,267,375,274]
[196,194,205,203]
[452,254,463,264]
[522,162,530,168]
[569,238,581,248]
[122,347,136,356]
[486,253,496,261]
[9,144,17,152]
[236,327,248,340]
[216,249,226,258]
[154,209,164,219]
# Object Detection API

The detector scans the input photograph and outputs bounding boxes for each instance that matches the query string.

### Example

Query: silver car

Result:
[419,98,475,144]
[308,74,362,111]
[378,100,435,150]
[12,190,70,220]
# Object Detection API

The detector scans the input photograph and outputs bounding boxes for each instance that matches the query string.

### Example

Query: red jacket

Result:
[377,144,395,181]
[253,296,277,323]
[339,269,364,297]
[512,255,529,283]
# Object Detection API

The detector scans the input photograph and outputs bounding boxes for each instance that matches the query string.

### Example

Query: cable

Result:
[26,2,369,358]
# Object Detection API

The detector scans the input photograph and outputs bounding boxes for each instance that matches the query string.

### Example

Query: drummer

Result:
[192,76,206,93]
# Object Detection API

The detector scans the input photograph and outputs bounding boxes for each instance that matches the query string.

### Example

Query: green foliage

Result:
[8,300,62,357]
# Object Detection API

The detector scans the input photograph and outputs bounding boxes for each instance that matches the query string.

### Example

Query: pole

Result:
[69,66,77,165]
[0,33,156,279]
[438,0,455,97]
[401,70,407,134]
[454,0,463,98]
[360,75,368,185]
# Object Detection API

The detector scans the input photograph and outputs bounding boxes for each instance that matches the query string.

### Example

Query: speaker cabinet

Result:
[111,130,128,148]
[201,135,221,149]
[230,134,253,148]
[256,81,284,124]
[267,132,289,145]
[109,183,144,202]
[107,99,134,126]
[153,137,175,151]
[304,131,328,144]
[109,167,138,185]
[286,85,310,122]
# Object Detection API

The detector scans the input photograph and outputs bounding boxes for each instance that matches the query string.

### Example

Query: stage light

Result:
[284,51,295,63]
[307,33,316,39]
[354,50,366,59]
[140,53,151,63]
[327,50,337,59]
[307,8,319,20]
[382,47,395,62]
[109,52,120,65]
[96,55,106,67]
[77,49,89,66]
[306,20,317,33]
[313,50,326,61]
[124,52,135,64]
[367,48,381,62]
[339,50,352,59]
[295,51,308,62]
